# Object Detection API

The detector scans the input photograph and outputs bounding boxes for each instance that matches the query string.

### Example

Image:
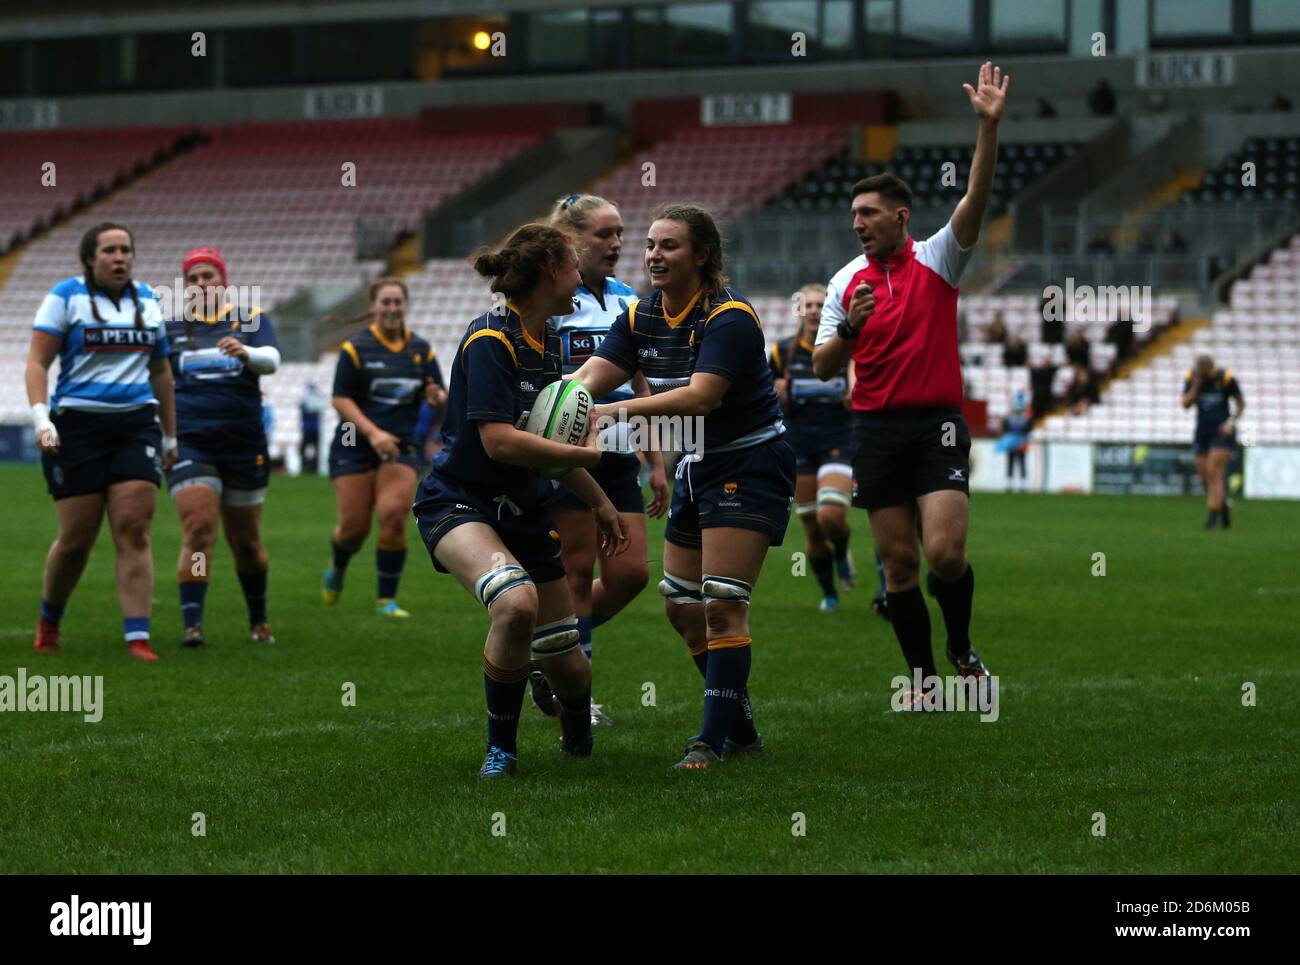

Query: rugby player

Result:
[1182,354,1244,529]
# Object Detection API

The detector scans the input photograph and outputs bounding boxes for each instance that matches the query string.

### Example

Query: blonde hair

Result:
[549,193,618,234]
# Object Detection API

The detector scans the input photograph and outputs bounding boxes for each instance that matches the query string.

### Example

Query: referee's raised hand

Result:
[846,282,875,333]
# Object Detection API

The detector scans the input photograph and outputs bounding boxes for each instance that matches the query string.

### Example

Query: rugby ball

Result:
[524,379,592,478]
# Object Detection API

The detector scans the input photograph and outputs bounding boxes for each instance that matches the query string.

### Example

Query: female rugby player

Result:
[769,283,857,612]
[538,193,669,726]
[27,222,178,660]
[166,247,280,647]
[1182,354,1244,529]
[412,223,629,778]
[322,278,446,617]
[573,203,796,772]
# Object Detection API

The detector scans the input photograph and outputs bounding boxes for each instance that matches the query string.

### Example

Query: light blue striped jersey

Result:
[33,276,169,412]
[550,276,638,403]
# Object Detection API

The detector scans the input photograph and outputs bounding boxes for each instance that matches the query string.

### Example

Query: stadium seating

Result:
[0,126,195,252]
[1035,234,1300,445]
[1182,135,1300,205]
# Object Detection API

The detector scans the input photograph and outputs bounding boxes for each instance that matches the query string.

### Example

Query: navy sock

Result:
[124,616,151,644]
[376,546,406,599]
[690,646,708,676]
[810,552,836,597]
[577,616,593,660]
[331,540,355,575]
[874,552,887,597]
[699,640,752,755]
[179,580,207,629]
[690,645,756,744]
[40,599,66,624]
[236,568,268,626]
[483,658,528,755]
[590,611,611,630]
[830,532,850,563]
[885,587,936,678]
[930,564,974,656]
[557,691,592,746]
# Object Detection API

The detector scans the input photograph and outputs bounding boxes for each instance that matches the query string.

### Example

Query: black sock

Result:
[830,533,850,564]
[699,641,752,755]
[1221,502,1231,527]
[236,567,268,626]
[810,551,836,597]
[885,587,936,679]
[331,540,356,575]
[556,691,592,746]
[483,659,528,755]
[690,646,709,676]
[930,564,974,657]
[1206,510,1219,526]
[376,545,406,599]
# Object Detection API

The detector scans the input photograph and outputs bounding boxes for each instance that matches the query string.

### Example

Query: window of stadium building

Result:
[663,3,736,58]
[898,0,973,51]
[991,0,1066,48]
[527,9,591,68]
[748,1,818,54]
[1252,0,1300,34]
[1152,0,1233,38]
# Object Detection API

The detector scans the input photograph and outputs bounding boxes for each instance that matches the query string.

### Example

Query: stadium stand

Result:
[0,126,197,252]
[1182,135,1300,205]
[1035,234,1300,446]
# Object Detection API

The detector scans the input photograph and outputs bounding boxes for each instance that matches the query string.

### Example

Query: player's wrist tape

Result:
[163,435,178,452]
[31,403,52,429]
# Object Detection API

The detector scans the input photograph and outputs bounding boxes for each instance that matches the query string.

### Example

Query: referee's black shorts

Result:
[850,406,971,511]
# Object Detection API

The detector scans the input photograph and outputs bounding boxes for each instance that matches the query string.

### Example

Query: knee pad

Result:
[702,574,753,606]
[816,462,853,482]
[658,572,703,605]
[817,486,851,509]
[531,615,580,659]
[475,564,533,610]
[795,501,819,519]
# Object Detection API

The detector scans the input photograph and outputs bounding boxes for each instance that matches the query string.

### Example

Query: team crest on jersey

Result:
[723,481,738,497]
[256,454,265,466]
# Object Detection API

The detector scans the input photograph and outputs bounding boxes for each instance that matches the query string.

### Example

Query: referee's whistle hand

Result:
[847,285,875,329]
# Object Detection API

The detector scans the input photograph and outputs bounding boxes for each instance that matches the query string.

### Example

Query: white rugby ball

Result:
[524,379,592,477]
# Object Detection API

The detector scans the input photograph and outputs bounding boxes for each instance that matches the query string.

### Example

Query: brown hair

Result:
[472,223,578,300]
[849,173,913,209]
[649,202,727,304]
[327,276,410,333]
[80,222,143,329]
[549,193,618,234]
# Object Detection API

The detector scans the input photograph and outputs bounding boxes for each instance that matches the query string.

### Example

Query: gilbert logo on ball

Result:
[524,379,592,478]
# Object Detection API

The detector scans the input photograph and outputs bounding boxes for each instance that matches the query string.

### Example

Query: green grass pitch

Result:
[0,463,1295,874]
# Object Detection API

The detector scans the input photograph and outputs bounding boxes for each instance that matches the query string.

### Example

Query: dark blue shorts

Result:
[42,406,162,501]
[665,437,796,549]
[1193,424,1236,455]
[786,427,852,476]
[167,430,269,496]
[553,451,644,514]
[413,471,566,583]
[329,435,424,478]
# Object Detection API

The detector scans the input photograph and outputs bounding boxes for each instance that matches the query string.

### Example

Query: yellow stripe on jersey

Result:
[705,299,760,327]
[770,340,782,372]
[1223,369,1234,385]
[370,322,409,354]
[464,328,518,367]
[664,288,703,328]
[341,341,361,368]
[626,298,640,333]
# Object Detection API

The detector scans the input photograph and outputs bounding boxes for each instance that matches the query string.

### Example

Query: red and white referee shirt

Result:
[815,220,975,412]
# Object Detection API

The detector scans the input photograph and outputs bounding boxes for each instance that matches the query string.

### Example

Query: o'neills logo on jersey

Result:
[83,327,156,352]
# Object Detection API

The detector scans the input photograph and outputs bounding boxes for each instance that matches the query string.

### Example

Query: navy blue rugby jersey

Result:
[431,305,563,502]
[595,287,782,453]
[167,305,278,439]
[332,323,442,447]
[1183,367,1242,431]
[769,333,850,438]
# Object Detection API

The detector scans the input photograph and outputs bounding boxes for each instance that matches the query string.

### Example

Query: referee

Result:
[814,62,1008,697]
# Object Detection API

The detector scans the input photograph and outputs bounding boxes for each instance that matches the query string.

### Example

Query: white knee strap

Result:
[701,574,753,606]
[796,501,819,518]
[531,615,580,658]
[658,572,703,605]
[475,564,533,610]
[817,462,853,481]
[816,486,851,508]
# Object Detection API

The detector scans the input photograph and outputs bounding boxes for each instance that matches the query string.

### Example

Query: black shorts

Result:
[1193,424,1236,455]
[553,451,644,514]
[413,471,566,584]
[786,425,853,476]
[42,406,162,501]
[665,437,796,549]
[328,435,424,478]
[850,406,970,511]
[167,430,270,501]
